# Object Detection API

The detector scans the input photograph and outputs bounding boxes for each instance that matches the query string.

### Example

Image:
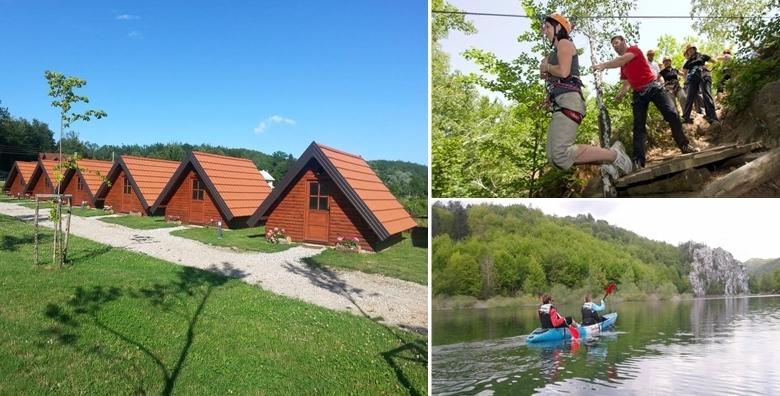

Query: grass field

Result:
[0,214,427,394]
[99,215,179,230]
[171,226,296,253]
[304,233,427,285]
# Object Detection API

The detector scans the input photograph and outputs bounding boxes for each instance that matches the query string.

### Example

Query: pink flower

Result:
[337,236,344,241]
[274,227,279,232]
[352,237,359,242]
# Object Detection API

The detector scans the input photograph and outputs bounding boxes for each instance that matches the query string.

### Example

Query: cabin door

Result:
[190,176,205,224]
[304,180,330,243]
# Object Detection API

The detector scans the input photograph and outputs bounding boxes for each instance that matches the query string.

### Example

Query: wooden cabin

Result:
[94,156,180,215]
[151,152,271,228]
[246,142,417,252]
[24,159,64,196]
[3,161,37,197]
[60,159,114,207]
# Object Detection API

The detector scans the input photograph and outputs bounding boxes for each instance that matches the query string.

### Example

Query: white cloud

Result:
[116,14,140,20]
[128,30,143,39]
[254,115,296,134]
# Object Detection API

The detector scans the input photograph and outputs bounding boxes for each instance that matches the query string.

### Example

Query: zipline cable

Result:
[431,10,774,19]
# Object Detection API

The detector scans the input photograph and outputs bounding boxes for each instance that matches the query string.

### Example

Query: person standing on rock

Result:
[660,56,686,112]
[593,35,698,169]
[539,14,632,176]
[681,44,718,124]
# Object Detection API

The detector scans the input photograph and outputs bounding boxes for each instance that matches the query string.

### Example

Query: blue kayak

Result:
[526,312,618,344]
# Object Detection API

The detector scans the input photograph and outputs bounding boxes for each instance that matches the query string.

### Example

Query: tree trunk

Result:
[64,200,72,263]
[698,147,780,197]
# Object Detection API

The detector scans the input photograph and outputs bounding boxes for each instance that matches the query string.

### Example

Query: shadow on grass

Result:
[40,263,246,396]
[289,258,428,395]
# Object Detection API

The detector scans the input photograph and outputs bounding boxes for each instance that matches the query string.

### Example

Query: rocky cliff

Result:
[683,241,750,297]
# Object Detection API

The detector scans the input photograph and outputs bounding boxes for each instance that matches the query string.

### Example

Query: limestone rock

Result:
[683,241,749,297]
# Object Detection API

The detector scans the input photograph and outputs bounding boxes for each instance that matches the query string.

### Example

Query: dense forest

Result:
[432,0,780,197]
[746,258,780,293]
[433,202,779,300]
[0,102,427,217]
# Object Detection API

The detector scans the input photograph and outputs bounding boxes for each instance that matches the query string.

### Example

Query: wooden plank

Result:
[616,142,763,187]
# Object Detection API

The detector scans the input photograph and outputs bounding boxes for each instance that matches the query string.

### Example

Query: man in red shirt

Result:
[593,35,697,168]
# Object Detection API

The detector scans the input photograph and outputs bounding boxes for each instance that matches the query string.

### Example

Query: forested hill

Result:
[745,258,780,275]
[432,202,690,299]
[0,104,427,216]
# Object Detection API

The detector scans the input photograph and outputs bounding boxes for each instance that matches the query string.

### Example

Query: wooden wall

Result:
[62,173,93,207]
[29,173,55,196]
[6,173,26,196]
[103,170,145,214]
[265,168,381,251]
[164,169,227,227]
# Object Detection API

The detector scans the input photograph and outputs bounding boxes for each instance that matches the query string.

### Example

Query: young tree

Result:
[44,70,107,267]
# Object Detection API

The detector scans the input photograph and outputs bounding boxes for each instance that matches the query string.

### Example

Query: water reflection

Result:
[432,296,780,395]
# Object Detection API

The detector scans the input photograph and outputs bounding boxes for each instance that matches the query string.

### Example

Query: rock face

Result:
[683,241,749,297]
[715,80,780,148]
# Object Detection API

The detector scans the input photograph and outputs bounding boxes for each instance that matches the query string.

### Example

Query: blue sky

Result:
[0,1,428,164]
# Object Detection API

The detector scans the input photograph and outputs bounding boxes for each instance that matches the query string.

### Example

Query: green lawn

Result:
[17,201,111,218]
[304,233,427,285]
[0,214,427,394]
[171,226,296,253]
[99,215,179,230]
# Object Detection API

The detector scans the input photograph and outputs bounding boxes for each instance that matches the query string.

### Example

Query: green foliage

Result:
[690,0,774,44]
[0,101,56,172]
[714,4,780,113]
[432,203,691,300]
[45,70,107,130]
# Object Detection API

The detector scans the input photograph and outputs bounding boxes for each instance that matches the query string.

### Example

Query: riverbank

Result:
[432,292,780,310]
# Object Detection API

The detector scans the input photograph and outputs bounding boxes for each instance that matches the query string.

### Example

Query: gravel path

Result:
[0,202,427,333]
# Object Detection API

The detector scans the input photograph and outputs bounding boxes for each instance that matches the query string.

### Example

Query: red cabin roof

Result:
[151,151,271,220]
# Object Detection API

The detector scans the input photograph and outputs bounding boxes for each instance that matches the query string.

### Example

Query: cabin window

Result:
[192,179,204,200]
[45,178,51,188]
[20,177,23,186]
[308,181,329,211]
[123,177,132,194]
[77,176,84,191]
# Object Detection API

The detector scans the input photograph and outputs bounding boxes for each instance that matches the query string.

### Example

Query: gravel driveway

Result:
[0,202,427,334]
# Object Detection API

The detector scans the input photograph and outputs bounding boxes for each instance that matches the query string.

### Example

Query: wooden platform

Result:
[615,142,764,188]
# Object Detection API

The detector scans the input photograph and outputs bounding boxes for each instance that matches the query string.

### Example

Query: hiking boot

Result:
[680,144,699,154]
[633,159,645,170]
[706,118,719,124]
[610,141,633,176]
[682,118,694,124]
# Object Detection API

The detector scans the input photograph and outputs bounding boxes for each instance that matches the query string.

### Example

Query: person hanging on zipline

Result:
[539,13,632,176]
[681,44,719,124]
[593,35,698,169]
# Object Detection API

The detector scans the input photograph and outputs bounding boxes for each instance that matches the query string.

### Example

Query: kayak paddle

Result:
[603,282,617,300]
[568,320,580,340]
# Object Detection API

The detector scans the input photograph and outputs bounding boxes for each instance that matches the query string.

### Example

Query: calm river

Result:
[432,295,780,395]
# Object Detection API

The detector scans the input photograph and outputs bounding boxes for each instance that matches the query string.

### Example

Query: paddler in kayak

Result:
[539,294,577,329]
[581,293,607,325]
